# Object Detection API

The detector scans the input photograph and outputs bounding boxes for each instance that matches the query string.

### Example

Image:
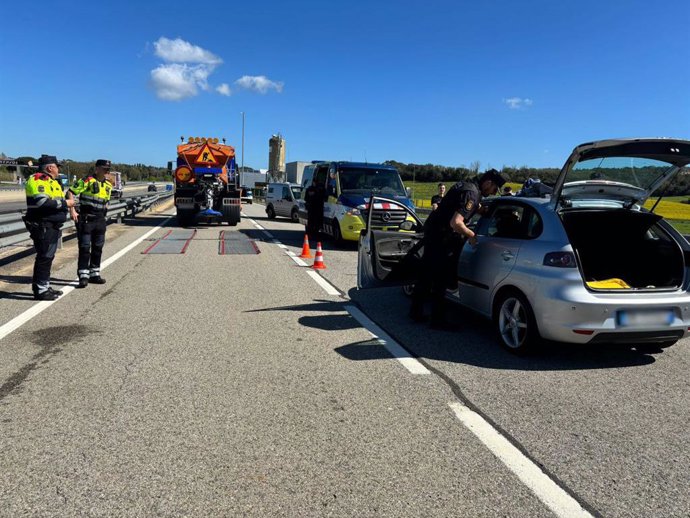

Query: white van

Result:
[265,182,302,222]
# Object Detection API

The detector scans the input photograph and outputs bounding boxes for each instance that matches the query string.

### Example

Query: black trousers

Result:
[410,236,463,323]
[77,216,107,279]
[29,223,62,294]
[306,210,323,242]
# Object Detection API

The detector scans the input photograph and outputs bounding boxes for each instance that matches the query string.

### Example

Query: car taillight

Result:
[543,252,576,268]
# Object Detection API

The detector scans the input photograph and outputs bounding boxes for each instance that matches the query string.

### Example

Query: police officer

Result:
[410,169,505,328]
[304,177,325,242]
[67,159,113,288]
[24,155,76,300]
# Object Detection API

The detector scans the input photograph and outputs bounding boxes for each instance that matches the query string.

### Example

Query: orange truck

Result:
[173,137,242,226]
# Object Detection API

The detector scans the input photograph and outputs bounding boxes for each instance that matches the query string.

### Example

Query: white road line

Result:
[448,402,593,518]
[306,270,340,295]
[0,217,171,343]
[345,305,430,375]
[286,250,309,267]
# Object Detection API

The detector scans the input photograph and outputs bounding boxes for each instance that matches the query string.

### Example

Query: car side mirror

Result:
[399,220,415,231]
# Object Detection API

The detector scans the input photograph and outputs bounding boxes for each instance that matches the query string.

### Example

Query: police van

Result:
[298,161,415,242]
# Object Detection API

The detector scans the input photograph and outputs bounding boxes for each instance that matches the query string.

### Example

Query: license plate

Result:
[617,309,674,327]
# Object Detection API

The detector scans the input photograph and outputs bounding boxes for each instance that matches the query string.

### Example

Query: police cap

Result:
[95,159,111,169]
[480,169,506,188]
[37,155,60,167]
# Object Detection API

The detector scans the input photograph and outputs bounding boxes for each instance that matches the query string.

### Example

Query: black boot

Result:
[78,278,89,288]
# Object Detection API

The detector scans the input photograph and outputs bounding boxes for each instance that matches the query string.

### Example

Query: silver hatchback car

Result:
[358,138,690,353]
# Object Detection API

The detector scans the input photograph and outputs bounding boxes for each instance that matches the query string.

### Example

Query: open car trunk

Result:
[560,209,685,290]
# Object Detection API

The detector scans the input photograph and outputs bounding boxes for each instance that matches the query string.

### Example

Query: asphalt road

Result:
[0,200,687,517]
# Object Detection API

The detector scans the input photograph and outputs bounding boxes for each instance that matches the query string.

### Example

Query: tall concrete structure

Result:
[268,134,286,181]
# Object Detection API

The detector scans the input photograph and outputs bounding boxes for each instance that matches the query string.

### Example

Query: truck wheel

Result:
[177,210,195,227]
[266,205,276,219]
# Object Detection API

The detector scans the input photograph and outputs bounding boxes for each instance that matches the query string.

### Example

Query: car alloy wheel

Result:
[496,292,538,354]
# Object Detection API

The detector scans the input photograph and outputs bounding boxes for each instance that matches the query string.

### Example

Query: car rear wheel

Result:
[291,208,299,222]
[266,205,276,219]
[495,291,540,354]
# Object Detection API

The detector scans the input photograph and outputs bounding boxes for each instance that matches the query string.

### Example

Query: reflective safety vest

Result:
[25,173,68,223]
[70,176,112,215]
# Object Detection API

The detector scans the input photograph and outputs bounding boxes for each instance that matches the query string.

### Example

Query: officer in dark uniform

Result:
[410,169,506,328]
[304,177,325,242]
[66,159,113,288]
[23,155,76,300]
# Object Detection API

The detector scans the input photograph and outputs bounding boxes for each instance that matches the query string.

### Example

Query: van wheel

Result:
[332,219,343,244]
[266,205,276,219]
[291,208,299,222]
[495,291,540,354]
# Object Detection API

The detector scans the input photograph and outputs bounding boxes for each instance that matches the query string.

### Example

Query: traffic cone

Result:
[312,242,327,269]
[299,234,313,259]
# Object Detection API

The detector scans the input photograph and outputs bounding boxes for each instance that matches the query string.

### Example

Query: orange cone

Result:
[312,242,327,269]
[299,234,313,259]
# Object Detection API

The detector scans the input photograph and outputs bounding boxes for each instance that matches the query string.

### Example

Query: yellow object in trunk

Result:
[586,278,631,289]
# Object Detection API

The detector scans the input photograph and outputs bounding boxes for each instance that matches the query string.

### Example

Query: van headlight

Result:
[346,208,361,216]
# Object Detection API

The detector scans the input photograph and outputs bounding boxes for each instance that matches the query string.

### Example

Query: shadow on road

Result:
[344,287,660,371]
[0,291,36,301]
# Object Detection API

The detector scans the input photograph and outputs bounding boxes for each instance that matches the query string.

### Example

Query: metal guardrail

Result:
[0,192,173,249]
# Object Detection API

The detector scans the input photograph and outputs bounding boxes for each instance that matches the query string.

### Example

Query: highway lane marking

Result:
[0,217,172,343]
[286,250,309,267]
[345,305,430,375]
[241,216,342,295]
[306,270,340,295]
[448,402,594,518]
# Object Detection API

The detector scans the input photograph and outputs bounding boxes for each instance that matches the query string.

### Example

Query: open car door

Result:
[357,196,424,289]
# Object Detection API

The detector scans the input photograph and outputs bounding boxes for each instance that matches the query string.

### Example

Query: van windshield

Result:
[338,168,405,196]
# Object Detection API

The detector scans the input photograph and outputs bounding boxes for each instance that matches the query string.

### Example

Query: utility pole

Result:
[241,111,245,175]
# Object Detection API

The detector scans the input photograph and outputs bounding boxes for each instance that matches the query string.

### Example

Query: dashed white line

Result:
[345,305,430,375]
[449,402,593,518]
[306,270,340,295]
[0,216,172,342]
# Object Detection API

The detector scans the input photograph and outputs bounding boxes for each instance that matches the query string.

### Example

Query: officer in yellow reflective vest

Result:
[67,159,113,288]
[24,155,76,300]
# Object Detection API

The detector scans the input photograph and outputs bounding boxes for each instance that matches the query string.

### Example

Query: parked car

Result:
[265,182,302,221]
[358,138,690,354]
[148,182,158,192]
[241,186,254,204]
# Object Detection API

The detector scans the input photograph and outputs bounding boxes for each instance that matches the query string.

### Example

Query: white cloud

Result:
[150,63,214,101]
[216,83,232,96]
[153,37,222,65]
[148,38,285,101]
[503,97,533,110]
[234,75,284,94]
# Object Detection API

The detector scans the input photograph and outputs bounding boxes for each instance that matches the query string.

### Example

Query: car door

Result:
[456,202,527,315]
[357,196,424,289]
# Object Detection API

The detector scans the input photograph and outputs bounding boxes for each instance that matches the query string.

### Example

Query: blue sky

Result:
[1,0,688,171]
